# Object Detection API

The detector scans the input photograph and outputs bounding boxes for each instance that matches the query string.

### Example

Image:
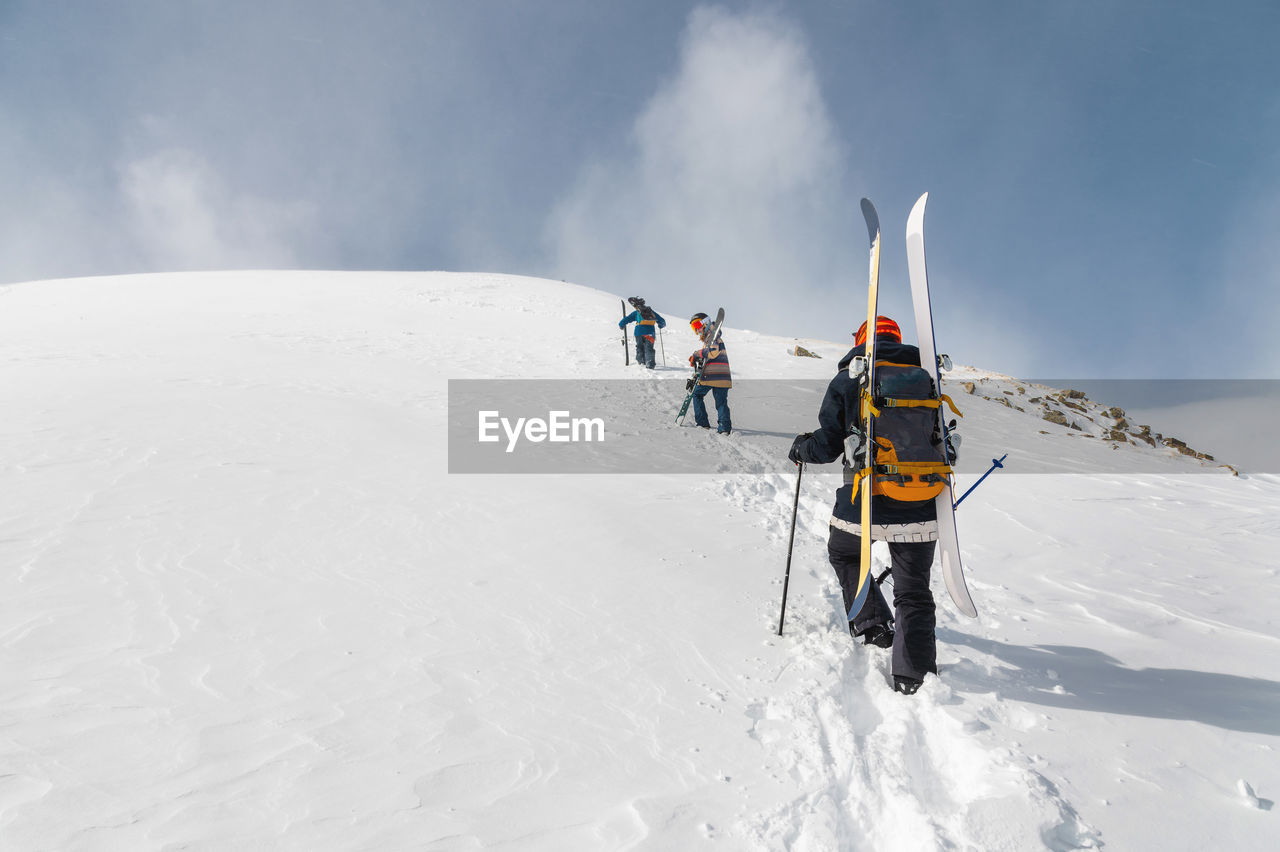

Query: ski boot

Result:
[858,623,894,649]
[893,675,923,696]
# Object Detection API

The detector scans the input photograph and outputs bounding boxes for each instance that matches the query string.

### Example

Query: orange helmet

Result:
[854,315,901,346]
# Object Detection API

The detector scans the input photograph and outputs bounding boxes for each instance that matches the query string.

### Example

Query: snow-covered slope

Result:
[0,272,1275,851]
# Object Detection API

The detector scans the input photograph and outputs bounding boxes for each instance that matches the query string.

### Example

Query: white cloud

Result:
[549,6,854,329]
[0,110,118,284]
[1219,189,1280,378]
[119,148,314,271]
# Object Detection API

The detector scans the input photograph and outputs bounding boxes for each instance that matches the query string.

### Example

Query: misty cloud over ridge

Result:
[549,7,858,331]
[120,149,315,272]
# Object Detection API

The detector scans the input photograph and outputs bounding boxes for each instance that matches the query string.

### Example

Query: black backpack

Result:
[850,360,961,502]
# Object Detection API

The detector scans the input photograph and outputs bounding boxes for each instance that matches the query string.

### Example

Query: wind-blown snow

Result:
[0,271,1275,850]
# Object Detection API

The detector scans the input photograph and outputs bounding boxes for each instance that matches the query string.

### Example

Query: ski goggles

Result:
[690,318,707,333]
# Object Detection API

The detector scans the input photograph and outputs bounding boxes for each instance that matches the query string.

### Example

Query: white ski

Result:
[906,192,978,618]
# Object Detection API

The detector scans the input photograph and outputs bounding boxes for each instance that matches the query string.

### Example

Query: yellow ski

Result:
[848,198,881,619]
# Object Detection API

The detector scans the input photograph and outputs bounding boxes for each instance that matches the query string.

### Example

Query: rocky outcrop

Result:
[961,376,1219,464]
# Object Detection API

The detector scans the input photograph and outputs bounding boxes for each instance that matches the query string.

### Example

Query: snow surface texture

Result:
[1,271,1275,850]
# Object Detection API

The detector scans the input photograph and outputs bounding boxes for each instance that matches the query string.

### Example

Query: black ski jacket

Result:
[792,339,939,528]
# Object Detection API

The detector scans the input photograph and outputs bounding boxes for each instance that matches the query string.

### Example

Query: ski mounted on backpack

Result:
[906,192,976,617]
[844,200,882,619]
[845,195,978,620]
[676,307,724,423]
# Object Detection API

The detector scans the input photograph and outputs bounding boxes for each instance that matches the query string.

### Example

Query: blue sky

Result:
[2,1,1276,378]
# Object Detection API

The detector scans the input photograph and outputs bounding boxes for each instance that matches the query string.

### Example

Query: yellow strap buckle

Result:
[861,389,881,419]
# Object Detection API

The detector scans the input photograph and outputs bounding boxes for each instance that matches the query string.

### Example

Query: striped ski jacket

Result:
[693,334,731,389]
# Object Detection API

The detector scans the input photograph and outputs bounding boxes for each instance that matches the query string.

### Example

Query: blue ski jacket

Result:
[619,310,666,339]
[792,339,938,530]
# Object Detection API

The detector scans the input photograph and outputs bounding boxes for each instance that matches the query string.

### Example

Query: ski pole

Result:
[873,453,1010,588]
[659,328,666,366]
[953,453,1008,509]
[776,462,803,636]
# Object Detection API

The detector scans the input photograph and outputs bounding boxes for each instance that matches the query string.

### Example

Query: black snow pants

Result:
[827,526,938,681]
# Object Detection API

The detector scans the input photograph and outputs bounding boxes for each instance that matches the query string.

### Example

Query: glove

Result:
[789,433,812,464]
[689,354,696,366]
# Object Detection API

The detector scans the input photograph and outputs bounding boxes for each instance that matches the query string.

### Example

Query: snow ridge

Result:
[1,272,1275,851]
